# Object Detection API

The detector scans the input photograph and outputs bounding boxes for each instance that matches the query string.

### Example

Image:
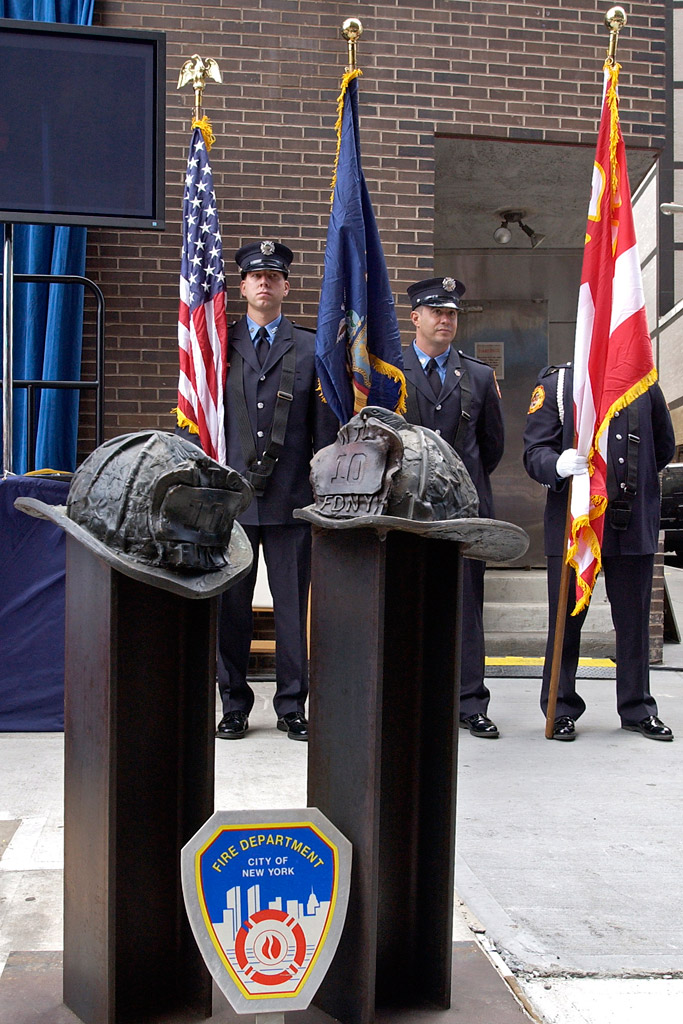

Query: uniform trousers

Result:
[217,523,311,719]
[542,553,659,725]
[459,556,491,717]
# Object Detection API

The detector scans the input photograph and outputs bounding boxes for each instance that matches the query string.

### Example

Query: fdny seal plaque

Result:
[181,808,351,1013]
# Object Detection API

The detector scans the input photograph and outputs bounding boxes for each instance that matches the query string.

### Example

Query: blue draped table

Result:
[0,474,69,730]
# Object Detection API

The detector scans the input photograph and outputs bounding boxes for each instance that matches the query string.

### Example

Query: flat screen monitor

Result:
[0,18,166,230]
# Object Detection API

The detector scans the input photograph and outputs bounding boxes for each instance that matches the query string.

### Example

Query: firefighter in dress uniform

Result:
[215,240,337,741]
[402,276,505,738]
[522,362,675,741]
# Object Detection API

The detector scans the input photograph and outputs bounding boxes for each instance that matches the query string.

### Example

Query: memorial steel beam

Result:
[16,431,254,1024]
[308,527,463,1024]
[298,407,529,1024]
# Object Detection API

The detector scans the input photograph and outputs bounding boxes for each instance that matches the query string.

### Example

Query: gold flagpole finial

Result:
[604,6,627,65]
[341,18,363,72]
[178,54,222,124]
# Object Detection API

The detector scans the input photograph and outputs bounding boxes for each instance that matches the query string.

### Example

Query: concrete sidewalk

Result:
[2,566,683,1022]
[456,562,683,1022]
[0,701,532,1024]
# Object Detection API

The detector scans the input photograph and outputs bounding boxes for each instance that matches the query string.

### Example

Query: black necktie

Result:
[426,357,442,398]
[254,326,269,367]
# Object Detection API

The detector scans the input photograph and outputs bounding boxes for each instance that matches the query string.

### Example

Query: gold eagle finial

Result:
[178,54,222,123]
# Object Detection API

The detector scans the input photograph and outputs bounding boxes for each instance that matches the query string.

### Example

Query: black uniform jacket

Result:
[223,315,338,526]
[402,343,504,518]
[522,364,675,557]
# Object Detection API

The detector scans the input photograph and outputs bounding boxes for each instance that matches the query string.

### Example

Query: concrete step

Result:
[483,569,613,633]
[484,630,616,660]
[484,569,547,603]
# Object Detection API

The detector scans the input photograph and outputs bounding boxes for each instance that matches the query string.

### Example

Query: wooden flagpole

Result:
[544,491,574,737]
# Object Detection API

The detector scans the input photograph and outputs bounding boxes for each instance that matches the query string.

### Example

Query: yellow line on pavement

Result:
[485,656,615,667]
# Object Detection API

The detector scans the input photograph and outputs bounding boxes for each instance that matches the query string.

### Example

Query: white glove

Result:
[555,448,588,479]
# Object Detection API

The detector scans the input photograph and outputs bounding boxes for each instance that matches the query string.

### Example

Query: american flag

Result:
[175,126,228,463]
[567,60,657,614]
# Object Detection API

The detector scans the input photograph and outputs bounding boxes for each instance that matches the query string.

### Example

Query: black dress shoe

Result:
[622,715,674,741]
[552,716,576,741]
[277,711,309,741]
[216,711,249,739]
[459,713,499,738]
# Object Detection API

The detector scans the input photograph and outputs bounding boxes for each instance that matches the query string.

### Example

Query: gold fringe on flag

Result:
[566,504,607,615]
[192,115,216,152]
[567,364,660,615]
[172,407,200,434]
[604,59,621,205]
[590,367,658,472]
[369,353,407,415]
[329,68,362,205]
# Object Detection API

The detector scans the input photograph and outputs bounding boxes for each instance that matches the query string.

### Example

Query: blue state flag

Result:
[316,71,406,424]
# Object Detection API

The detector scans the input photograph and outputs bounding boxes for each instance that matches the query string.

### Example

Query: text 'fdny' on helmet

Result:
[294,407,529,564]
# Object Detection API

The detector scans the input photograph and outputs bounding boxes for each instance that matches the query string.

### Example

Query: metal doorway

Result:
[457,298,548,566]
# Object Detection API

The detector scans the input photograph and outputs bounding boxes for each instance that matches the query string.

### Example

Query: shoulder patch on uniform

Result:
[527,385,545,414]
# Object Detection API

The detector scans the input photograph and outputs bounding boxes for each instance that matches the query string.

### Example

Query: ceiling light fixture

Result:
[493,221,512,244]
[493,210,545,249]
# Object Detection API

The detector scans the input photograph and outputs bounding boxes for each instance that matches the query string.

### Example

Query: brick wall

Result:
[78,0,667,459]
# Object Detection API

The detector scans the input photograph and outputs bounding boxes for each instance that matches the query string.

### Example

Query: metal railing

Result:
[0,273,105,472]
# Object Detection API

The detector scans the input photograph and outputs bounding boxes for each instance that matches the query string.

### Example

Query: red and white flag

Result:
[175,124,227,463]
[568,60,657,613]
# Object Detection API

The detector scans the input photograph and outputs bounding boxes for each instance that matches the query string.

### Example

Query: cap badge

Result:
[442,277,456,292]
[260,240,275,255]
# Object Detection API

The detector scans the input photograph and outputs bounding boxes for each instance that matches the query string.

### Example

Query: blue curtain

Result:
[1,0,95,473]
